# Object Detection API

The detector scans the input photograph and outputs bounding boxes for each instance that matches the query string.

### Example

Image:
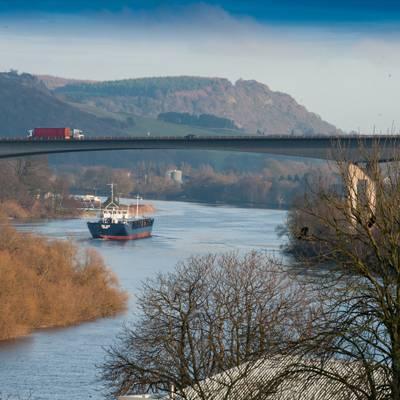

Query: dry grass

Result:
[0,225,128,341]
[0,201,30,219]
[0,199,81,220]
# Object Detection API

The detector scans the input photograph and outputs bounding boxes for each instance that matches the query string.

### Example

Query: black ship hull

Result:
[87,217,154,240]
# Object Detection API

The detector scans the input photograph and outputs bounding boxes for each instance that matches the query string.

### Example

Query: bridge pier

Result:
[346,162,376,227]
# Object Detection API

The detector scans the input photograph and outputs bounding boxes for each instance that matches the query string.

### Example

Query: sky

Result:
[0,1,399,133]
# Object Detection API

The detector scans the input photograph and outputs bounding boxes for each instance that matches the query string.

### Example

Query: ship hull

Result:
[87,218,154,241]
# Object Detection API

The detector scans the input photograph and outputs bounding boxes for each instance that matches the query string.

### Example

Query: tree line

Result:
[66,160,331,209]
[56,76,218,99]
[158,112,239,130]
[0,157,78,219]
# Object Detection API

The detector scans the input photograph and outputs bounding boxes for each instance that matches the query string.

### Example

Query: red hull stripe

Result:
[99,232,152,241]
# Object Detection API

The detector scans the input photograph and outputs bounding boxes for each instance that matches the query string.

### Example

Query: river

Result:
[0,200,286,400]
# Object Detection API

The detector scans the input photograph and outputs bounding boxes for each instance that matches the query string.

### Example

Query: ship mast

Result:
[135,195,142,218]
[107,183,114,204]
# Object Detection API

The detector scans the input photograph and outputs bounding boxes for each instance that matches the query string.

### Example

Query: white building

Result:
[165,169,183,184]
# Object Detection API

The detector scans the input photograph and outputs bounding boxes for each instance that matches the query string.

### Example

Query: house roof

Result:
[183,356,388,400]
[118,355,387,400]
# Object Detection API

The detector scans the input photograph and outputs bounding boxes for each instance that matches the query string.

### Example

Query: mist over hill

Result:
[54,76,339,135]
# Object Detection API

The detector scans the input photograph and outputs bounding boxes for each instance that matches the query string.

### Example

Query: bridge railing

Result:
[0,134,399,142]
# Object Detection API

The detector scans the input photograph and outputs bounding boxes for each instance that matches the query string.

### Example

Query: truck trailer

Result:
[28,128,84,140]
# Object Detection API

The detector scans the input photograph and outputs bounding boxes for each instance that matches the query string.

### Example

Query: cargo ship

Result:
[87,185,154,240]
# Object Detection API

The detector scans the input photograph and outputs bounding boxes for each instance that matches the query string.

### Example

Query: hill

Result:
[0,72,132,137]
[55,76,339,135]
[0,72,339,174]
[36,75,97,90]
[0,72,243,169]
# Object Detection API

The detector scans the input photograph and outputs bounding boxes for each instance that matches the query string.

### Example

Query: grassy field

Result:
[124,114,243,137]
[71,101,244,137]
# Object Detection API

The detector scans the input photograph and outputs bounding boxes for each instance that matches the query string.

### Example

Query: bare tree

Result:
[280,142,400,399]
[101,251,314,399]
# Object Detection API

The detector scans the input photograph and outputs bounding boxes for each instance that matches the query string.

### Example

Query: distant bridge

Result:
[0,135,398,161]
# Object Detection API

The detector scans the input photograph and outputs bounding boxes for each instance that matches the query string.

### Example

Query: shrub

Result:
[0,225,127,341]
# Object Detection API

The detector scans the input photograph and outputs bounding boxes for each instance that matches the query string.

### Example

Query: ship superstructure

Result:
[87,184,154,240]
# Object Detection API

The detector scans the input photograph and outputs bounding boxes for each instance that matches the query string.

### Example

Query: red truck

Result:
[27,128,84,140]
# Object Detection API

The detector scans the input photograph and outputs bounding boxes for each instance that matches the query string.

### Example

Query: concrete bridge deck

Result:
[0,135,398,161]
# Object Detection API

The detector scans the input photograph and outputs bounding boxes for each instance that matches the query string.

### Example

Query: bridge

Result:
[1,134,397,216]
[0,135,397,161]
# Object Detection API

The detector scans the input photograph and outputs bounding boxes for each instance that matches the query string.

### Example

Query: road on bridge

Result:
[0,135,397,161]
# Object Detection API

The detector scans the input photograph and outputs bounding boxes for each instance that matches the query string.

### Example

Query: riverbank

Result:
[0,225,128,342]
[2,196,156,221]
[0,198,82,220]
[145,196,290,210]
